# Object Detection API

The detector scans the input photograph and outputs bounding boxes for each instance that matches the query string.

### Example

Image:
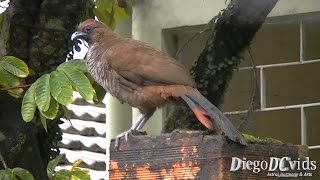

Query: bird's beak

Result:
[71,31,86,41]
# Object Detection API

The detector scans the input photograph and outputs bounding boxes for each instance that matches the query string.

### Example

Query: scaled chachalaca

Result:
[71,19,247,147]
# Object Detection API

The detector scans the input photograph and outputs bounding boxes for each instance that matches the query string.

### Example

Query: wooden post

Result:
[109,131,309,179]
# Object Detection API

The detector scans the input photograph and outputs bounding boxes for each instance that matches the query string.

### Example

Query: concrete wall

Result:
[132,0,320,48]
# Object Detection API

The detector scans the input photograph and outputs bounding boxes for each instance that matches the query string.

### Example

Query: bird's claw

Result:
[114,129,147,149]
[114,131,130,148]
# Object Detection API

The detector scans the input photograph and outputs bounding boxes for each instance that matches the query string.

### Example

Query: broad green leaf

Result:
[50,71,73,106]
[61,67,94,100]
[113,4,128,20]
[71,160,83,170]
[21,84,36,122]
[93,7,108,25]
[47,154,64,178]
[39,113,48,132]
[57,60,88,73]
[53,169,71,180]
[95,0,114,8]
[108,7,116,30]
[71,169,90,180]
[92,81,106,103]
[71,175,82,180]
[35,74,51,111]
[61,105,71,121]
[7,88,24,98]
[41,98,59,120]
[0,169,12,180]
[13,167,35,180]
[0,56,29,78]
[94,7,116,30]
[0,67,23,98]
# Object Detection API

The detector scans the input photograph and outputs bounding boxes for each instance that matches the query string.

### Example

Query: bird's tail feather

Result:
[181,90,247,145]
[181,96,213,129]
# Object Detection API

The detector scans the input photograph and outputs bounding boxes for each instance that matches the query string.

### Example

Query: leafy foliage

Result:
[47,154,64,178]
[47,155,90,180]
[0,56,29,98]
[93,0,133,30]
[0,156,89,180]
[0,168,35,180]
[21,60,97,130]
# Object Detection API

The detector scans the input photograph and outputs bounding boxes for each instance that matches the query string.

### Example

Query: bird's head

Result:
[71,19,113,46]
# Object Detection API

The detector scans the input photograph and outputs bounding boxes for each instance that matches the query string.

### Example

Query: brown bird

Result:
[71,19,247,147]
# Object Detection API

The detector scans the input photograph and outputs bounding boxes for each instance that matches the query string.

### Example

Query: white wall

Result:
[132,0,320,48]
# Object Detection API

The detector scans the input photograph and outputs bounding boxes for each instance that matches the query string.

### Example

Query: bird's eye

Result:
[84,26,92,33]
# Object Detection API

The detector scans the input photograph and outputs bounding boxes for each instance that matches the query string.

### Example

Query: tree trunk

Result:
[164,0,278,132]
[0,0,90,178]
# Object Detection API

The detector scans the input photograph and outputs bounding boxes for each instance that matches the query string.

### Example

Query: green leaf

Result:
[71,169,90,180]
[57,60,88,73]
[95,0,114,8]
[0,169,12,180]
[61,105,71,121]
[93,7,108,25]
[71,160,83,170]
[0,168,34,180]
[0,56,29,78]
[52,169,71,180]
[0,67,23,98]
[39,113,48,132]
[50,70,73,106]
[61,67,94,100]
[71,175,82,180]
[13,167,35,180]
[94,7,116,30]
[21,84,36,122]
[47,154,64,178]
[92,81,106,103]
[35,74,51,111]
[113,4,128,20]
[41,98,59,120]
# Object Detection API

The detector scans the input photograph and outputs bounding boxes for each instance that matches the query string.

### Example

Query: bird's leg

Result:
[115,112,153,148]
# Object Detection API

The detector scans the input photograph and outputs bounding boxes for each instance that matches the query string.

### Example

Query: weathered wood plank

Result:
[109,131,309,179]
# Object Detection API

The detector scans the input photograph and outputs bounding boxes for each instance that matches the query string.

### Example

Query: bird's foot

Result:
[114,129,147,148]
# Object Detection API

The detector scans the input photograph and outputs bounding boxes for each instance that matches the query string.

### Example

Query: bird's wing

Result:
[105,39,196,87]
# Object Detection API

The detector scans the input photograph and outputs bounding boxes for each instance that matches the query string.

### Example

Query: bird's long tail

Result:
[181,89,247,145]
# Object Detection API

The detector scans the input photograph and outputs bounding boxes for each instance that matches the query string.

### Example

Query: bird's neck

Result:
[93,31,120,49]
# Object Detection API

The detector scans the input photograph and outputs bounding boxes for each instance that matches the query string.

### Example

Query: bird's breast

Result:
[86,49,112,92]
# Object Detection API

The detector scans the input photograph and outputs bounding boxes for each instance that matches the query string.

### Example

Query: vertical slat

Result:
[300,20,306,63]
[300,107,307,145]
[260,68,266,109]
